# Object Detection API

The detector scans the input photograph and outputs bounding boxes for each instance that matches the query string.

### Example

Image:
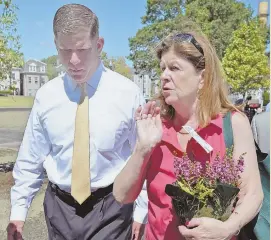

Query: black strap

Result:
[222,111,259,239]
[254,140,268,163]
[223,112,268,163]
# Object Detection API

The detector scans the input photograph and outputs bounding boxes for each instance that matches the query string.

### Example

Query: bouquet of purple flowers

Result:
[165,147,245,225]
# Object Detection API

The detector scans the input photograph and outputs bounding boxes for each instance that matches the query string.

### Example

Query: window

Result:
[28,77,31,83]
[12,73,15,80]
[35,77,38,84]
[29,65,36,72]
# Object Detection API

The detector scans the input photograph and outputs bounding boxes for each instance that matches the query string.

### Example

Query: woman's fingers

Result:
[137,101,159,121]
[153,107,161,117]
[141,101,152,119]
[149,101,156,117]
[135,106,142,120]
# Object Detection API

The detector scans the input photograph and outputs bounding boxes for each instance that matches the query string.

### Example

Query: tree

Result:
[101,51,110,67]
[185,0,253,59]
[128,0,253,76]
[0,0,23,81]
[128,0,185,78]
[101,51,132,79]
[113,57,133,79]
[222,19,269,97]
[41,55,58,80]
[141,0,183,25]
[263,90,269,106]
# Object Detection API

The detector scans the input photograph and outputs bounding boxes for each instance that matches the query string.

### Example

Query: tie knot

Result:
[80,83,87,95]
[79,83,87,103]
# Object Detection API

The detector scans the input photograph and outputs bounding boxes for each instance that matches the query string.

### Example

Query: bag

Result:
[254,140,268,163]
[222,112,258,240]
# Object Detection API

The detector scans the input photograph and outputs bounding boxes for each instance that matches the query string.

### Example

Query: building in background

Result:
[20,59,49,96]
[131,70,152,100]
[55,58,65,76]
[0,67,21,94]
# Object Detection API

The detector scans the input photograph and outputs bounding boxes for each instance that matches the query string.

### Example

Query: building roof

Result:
[55,64,63,69]
[25,59,47,65]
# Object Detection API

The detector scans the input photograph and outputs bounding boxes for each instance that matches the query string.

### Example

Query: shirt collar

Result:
[67,61,105,92]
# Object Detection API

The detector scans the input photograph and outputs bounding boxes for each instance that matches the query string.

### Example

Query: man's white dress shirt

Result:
[10,62,148,223]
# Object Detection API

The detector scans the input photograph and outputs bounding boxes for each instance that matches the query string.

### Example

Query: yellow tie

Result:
[71,83,91,204]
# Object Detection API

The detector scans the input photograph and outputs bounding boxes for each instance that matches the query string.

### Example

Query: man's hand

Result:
[132,221,145,240]
[7,221,24,240]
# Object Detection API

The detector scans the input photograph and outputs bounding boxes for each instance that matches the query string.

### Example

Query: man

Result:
[265,102,270,112]
[251,112,270,240]
[251,111,270,155]
[7,4,147,240]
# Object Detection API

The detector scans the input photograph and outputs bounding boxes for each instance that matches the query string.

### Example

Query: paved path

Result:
[0,128,24,149]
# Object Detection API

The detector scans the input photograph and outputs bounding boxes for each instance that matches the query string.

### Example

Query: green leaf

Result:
[222,19,269,94]
[129,0,253,79]
[0,0,23,81]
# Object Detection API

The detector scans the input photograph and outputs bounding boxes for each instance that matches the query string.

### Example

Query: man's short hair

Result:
[53,4,99,38]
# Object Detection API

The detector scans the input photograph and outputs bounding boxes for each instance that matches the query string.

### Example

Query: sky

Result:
[12,0,268,66]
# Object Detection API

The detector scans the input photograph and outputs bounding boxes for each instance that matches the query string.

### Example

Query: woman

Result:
[113,31,263,240]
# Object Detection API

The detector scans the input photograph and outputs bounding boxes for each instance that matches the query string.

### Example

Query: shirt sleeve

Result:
[128,89,148,224]
[251,115,258,144]
[10,92,51,221]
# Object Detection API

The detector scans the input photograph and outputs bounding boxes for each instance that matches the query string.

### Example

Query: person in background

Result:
[251,111,270,155]
[265,102,270,112]
[251,112,270,240]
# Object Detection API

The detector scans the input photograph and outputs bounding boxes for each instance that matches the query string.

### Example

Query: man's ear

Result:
[198,69,205,90]
[54,37,59,52]
[97,37,104,54]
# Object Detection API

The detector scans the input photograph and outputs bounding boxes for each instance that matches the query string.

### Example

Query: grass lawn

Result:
[0,96,34,107]
[0,148,18,164]
[0,111,30,163]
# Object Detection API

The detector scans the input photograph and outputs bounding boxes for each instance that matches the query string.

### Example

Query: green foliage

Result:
[185,0,253,58]
[263,90,270,106]
[129,14,196,78]
[41,55,58,80]
[0,89,12,95]
[0,0,23,80]
[41,55,58,66]
[222,19,269,95]
[101,51,132,79]
[129,0,253,76]
[141,0,183,25]
[177,178,214,204]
